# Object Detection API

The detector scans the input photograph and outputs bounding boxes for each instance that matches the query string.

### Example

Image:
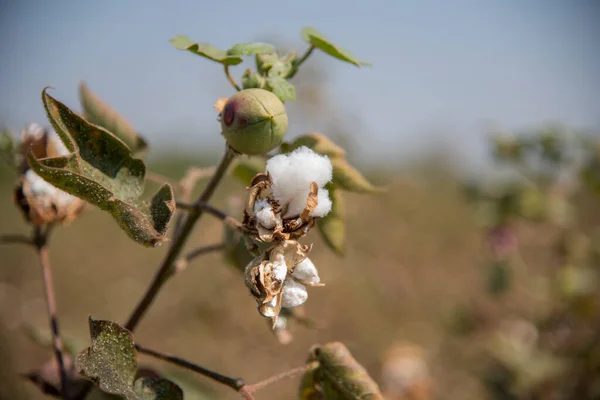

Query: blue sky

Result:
[0,0,598,168]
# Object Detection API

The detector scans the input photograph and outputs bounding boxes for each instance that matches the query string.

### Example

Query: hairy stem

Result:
[135,343,245,391]
[224,65,241,91]
[0,233,33,246]
[125,147,236,331]
[287,45,315,79]
[174,243,226,275]
[34,226,69,400]
[244,362,319,394]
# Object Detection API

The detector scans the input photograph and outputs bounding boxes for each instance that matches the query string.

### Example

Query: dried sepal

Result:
[213,97,228,114]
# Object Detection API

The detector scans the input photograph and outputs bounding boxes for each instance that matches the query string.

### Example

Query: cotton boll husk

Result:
[281,278,308,308]
[292,258,320,285]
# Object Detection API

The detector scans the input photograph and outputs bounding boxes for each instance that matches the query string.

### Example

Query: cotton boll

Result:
[271,260,288,282]
[26,170,58,197]
[287,146,333,188]
[283,188,311,218]
[254,199,280,228]
[281,278,308,308]
[23,123,46,140]
[292,258,320,285]
[311,188,332,217]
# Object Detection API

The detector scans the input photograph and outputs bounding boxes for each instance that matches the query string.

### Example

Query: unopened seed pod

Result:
[221,89,288,155]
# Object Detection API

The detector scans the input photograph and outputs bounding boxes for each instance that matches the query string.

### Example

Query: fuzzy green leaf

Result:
[227,42,274,56]
[317,184,345,256]
[79,82,148,155]
[0,129,15,166]
[76,318,138,399]
[77,318,182,400]
[300,27,371,67]
[267,59,294,78]
[281,133,346,159]
[265,77,296,102]
[331,157,382,194]
[133,377,183,400]
[30,88,175,247]
[170,35,243,65]
[301,342,384,400]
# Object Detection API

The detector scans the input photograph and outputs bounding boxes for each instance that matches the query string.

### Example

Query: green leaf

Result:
[133,377,183,400]
[227,42,274,56]
[231,158,266,186]
[265,77,296,103]
[281,133,346,159]
[318,184,345,256]
[29,88,175,247]
[301,342,384,400]
[300,27,371,67]
[331,157,382,194]
[79,82,148,155]
[0,128,15,167]
[77,318,183,400]
[255,53,280,75]
[170,35,243,66]
[241,68,265,90]
[267,60,294,78]
[76,318,138,399]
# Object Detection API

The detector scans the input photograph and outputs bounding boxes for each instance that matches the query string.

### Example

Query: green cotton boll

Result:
[221,88,288,155]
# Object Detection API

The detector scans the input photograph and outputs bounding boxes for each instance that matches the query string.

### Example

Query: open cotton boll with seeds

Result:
[266,146,333,218]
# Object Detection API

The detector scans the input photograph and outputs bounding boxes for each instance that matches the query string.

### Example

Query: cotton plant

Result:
[0,26,385,400]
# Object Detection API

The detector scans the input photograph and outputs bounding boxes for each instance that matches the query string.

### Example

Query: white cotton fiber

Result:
[292,258,320,285]
[281,278,308,308]
[25,169,77,207]
[266,146,333,217]
[23,123,45,140]
[254,199,280,228]
[311,188,332,217]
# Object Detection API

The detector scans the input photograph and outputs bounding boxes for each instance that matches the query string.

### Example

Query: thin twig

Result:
[135,343,245,391]
[173,166,217,240]
[124,146,236,332]
[173,243,226,275]
[287,45,315,79]
[0,233,33,246]
[244,362,319,394]
[224,65,241,91]
[176,201,228,220]
[145,170,183,191]
[34,226,69,400]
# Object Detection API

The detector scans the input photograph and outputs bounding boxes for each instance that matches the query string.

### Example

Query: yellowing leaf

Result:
[79,82,148,155]
[317,184,345,256]
[331,157,382,194]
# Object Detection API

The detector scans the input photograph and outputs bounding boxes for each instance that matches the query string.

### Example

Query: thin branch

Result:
[244,362,319,394]
[34,227,69,400]
[145,170,183,191]
[173,166,217,241]
[224,65,241,91]
[287,45,315,79]
[173,243,226,275]
[176,200,244,231]
[124,146,236,332]
[134,343,245,391]
[0,233,33,246]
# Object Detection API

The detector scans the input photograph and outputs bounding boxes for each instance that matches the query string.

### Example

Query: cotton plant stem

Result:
[124,147,236,332]
[135,343,245,391]
[33,226,69,400]
[287,45,315,79]
[243,362,318,394]
[224,65,242,91]
[0,233,33,246]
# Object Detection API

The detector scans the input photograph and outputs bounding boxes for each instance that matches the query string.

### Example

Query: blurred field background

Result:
[1,1,599,399]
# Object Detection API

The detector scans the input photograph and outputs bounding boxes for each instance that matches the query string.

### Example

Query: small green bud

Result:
[241,68,265,89]
[221,88,288,155]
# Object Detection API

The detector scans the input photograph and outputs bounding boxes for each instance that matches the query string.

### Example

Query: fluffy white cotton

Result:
[271,260,288,282]
[281,278,308,308]
[23,123,46,140]
[25,170,77,207]
[254,199,280,228]
[312,188,332,217]
[266,146,333,218]
[292,258,320,285]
